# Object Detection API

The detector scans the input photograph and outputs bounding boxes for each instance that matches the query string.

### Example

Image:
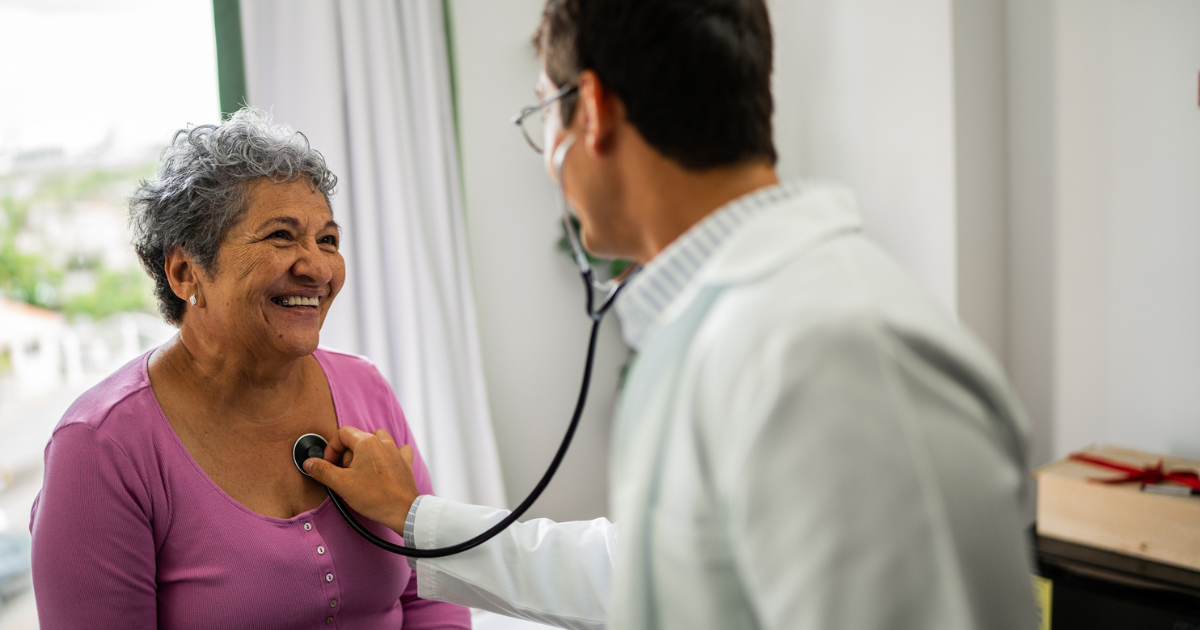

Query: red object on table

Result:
[1069,452,1200,491]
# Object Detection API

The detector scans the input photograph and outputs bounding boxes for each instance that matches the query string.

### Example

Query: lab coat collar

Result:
[617,182,863,351]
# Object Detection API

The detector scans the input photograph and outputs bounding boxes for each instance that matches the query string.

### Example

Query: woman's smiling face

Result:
[193,178,345,360]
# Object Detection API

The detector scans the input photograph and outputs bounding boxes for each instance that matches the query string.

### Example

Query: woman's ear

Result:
[164,247,203,308]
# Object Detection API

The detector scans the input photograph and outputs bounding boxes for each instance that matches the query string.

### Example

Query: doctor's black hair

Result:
[535,0,777,171]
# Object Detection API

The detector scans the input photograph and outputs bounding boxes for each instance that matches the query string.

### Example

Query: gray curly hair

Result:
[129,108,338,326]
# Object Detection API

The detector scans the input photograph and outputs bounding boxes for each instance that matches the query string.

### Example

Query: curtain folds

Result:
[240,0,506,507]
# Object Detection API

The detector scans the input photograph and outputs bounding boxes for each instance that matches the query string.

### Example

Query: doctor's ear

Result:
[577,70,622,155]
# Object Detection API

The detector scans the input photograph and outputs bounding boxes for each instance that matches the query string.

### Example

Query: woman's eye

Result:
[320,235,339,247]
[269,230,291,240]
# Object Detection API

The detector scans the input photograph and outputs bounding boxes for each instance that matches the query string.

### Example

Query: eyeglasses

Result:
[510,84,579,154]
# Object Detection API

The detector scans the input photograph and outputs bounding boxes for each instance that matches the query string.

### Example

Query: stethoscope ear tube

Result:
[553,133,639,319]
[553,135,592,276]
[305,133,635,557]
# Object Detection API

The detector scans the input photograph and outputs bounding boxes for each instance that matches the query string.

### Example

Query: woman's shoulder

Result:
[313,347,389,389]
[55,350,157,438]
[313,348,410,435]
[313,347,396,407]
[313,345,377,370]
[44,350,166,499]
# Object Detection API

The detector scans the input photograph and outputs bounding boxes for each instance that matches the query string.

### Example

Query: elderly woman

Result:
[30,109,471,629]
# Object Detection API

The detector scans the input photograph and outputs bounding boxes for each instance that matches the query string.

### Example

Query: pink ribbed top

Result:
[30,348,471,630]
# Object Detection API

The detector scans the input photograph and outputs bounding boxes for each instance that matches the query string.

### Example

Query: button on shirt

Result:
[31,348,471,630]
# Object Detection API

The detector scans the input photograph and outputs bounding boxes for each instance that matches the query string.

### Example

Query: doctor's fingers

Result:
[312,437,418,532]
[304,456,349,487]
[323,436,348,465]
[331,425,379,456]
[327,425,383,467]
[373,428,397,448]
[323,427,351,460]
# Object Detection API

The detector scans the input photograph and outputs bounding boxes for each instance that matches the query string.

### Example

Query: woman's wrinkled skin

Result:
[147,178,347,519]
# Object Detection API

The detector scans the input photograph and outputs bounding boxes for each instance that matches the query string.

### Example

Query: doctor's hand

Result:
[304,426,419,534]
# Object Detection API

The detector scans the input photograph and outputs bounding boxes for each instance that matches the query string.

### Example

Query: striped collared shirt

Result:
[615,181,805,350]
[404,494,424,569]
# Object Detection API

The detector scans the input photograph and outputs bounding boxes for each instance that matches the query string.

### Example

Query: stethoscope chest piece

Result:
[293,433,328,476]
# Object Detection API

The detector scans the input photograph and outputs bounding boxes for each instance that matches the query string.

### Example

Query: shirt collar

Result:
[615,181,807,350]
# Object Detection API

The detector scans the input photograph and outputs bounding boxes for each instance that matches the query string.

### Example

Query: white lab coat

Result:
[409,184,1038,630]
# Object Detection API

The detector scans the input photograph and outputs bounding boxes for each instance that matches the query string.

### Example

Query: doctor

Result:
[306,0,1039,628]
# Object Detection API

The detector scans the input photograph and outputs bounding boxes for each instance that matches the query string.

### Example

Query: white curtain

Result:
[239,0,506,508]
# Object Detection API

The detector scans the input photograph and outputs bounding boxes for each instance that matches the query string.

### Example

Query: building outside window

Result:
[0,2,220,625]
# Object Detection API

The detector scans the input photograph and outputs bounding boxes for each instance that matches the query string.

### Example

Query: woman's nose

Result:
[292,241,334,284]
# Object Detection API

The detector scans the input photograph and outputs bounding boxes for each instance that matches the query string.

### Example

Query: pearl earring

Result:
[189,295,197,306]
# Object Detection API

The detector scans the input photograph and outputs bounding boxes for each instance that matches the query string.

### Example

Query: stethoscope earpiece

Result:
[293,433,328,477]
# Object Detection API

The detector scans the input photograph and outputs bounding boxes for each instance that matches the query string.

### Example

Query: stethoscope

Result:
[292,135,638,557]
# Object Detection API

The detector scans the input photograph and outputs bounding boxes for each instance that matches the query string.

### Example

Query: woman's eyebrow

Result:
[256,216,301,231]
[255,217,340,232]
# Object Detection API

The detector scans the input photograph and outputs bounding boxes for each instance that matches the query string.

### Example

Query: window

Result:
[0,1,220,624]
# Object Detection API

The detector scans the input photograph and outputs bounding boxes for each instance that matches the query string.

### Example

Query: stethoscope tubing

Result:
[321,134,636,557]
[325,289,610,557]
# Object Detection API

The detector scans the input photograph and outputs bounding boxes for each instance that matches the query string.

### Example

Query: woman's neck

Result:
[152,329,311,421]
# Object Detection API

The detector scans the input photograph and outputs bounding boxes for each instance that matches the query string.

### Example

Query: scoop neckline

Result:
[143,348,343,525]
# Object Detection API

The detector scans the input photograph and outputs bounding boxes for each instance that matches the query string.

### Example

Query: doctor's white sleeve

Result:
[406,495,615,630]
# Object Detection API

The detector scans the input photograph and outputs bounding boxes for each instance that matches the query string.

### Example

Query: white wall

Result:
[452,0,1010,520]
[447,0,630,521]
[952,0,1010,364]
[455,0,971,521]
[770,0,960,318]
[770,0,1034,454]
[449,0,1200,523]
[1006,0,1058,470]
[1052,0,1200,460]
[1004,0,1200,465]
[773,0,1200,469]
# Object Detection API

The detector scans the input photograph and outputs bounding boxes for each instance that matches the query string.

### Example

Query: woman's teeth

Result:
[272,296,320,308]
